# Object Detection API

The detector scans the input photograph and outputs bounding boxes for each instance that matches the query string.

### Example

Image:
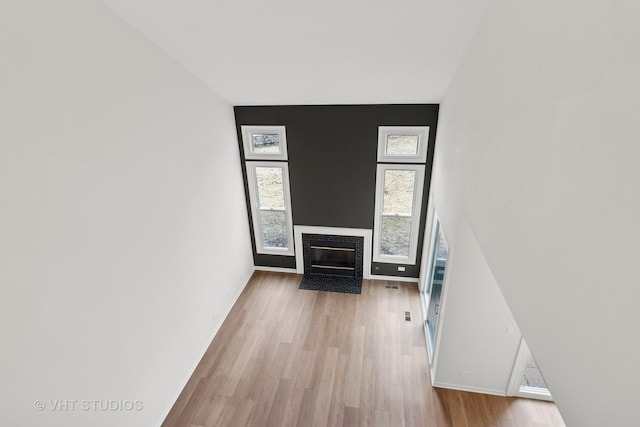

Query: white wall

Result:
[428,221,522,395]
[0,1,254,426]
[420,197,522,396]
[432,0,640,425]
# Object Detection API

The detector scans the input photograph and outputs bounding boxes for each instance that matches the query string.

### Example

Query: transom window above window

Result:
[377,126,429,163]
[252,133,281,154]
[241,125,288,160]
[386,135,419,155]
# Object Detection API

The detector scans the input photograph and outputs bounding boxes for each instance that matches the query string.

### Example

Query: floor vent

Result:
[405,311,412,322]
[385,285,399,289]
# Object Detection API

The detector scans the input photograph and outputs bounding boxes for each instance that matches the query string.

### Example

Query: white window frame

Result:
[373,164,425,265]
[241,125,288,161]
[377,126,430,163]
[245,161,295,256]
[507,339,554,401]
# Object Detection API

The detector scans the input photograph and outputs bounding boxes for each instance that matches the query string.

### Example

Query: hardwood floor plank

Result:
[196,394,228,427]
[342,406,360,427]
[389,384,406,427]
[374,409,390,427]
[327,353,348,425]
[312,347,339,427]
[280,373,306,426]
[218,397,255,427]
[358,357,376,427]
[430,388,453,427]
[295,387,318,427]
[247,342,291,425]
[446,390,471,427]
[264,378,292,427]
[461,390,492,427]
[344,325,365,408]
[162,272,565,427]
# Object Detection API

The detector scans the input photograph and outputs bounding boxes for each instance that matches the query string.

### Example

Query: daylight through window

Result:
[374,125,428,265]
[246,162,294,255]
[241,125,293,256]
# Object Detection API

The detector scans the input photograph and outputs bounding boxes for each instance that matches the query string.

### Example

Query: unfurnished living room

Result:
[2,1,639,426]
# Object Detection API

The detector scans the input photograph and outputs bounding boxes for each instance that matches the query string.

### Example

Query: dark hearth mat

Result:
[299,274,362,295]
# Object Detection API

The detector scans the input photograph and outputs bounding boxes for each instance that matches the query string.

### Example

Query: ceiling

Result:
[99,0,491,105]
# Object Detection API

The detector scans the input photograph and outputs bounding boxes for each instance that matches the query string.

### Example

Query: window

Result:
[241,125,288,160]
[374,125,430,265]
[377,126,429,163]
[373,164,425,264]
[245,162,294,255]
[422,216,448,356]
[241,125,293,256]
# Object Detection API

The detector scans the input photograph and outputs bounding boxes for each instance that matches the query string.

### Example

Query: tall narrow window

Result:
[374,126,429,266]
[241,125,293,256]
[373,164,425,264]
[246,162,294,255]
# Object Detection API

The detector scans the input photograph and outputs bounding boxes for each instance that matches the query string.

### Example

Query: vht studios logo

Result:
[34,399,143,412]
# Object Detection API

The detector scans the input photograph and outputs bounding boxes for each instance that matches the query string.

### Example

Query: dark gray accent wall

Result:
[235,104,439,277]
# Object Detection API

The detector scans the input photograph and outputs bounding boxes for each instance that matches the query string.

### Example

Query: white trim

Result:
[155,266,254,427]
[419,292,430,365]
[418,194,436,293]
[422,211,442,364]
[294,225,372,279]
[429,222,452,377]
[419,195,436,364]
[507,339,530,396]
[246,162,295,256]
[254,266,297,273]
[517,387,554,402]
[372,164,425,265]
[507,339,554,401]
[432,382,507,397]
[369,274,419,283]
[241,125,288,160]
[377,126,429,163]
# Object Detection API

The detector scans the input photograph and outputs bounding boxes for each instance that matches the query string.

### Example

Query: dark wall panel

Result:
[235,104,439,278]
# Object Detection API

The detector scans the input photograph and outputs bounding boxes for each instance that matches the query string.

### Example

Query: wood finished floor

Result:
[162,271,565,427]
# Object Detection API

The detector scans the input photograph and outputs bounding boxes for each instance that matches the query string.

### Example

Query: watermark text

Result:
[34,399,143,412]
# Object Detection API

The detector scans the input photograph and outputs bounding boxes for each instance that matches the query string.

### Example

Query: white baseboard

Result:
[254,268,417,284]
[254,266,297,274]
[156,266,254,427]
[432,381,506,397]
[369,274,419,283]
